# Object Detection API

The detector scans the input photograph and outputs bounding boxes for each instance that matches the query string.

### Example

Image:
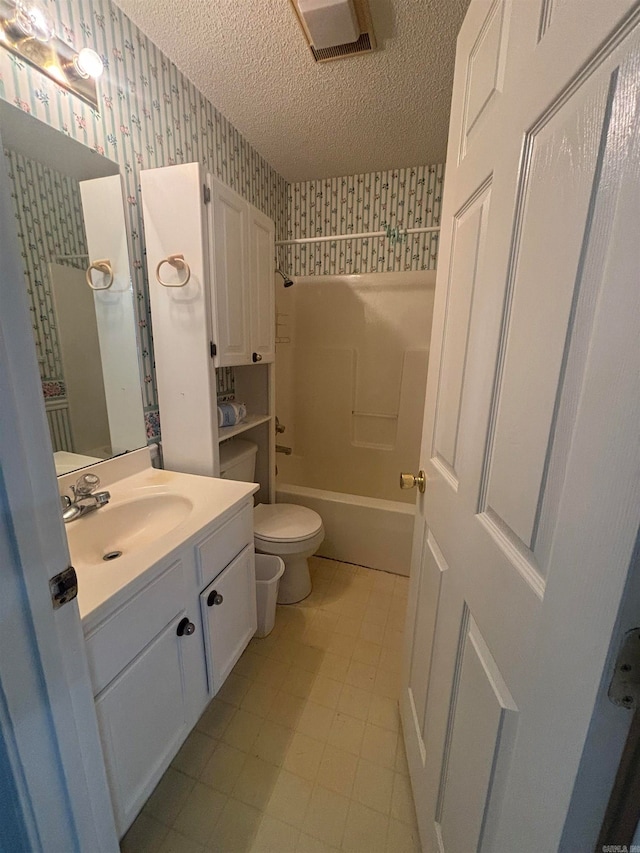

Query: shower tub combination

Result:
[275,270,436,577]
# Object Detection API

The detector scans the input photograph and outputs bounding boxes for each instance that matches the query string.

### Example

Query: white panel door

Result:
[140,163,217,476]
[210,178,251,366]
[401,2,640,851]
[248,205,276,363]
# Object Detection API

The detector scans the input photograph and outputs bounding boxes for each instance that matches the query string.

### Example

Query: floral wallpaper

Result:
[287,164,444,276]
[4,147,87,387]
[0,0,289,436]
[0,0,444,448]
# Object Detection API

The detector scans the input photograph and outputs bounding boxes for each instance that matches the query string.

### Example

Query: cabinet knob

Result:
[177,617,196,636]
[252,352,263,362]
[207,590,223,606]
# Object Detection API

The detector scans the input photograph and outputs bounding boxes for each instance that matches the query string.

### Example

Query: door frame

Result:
[0,127,118,850]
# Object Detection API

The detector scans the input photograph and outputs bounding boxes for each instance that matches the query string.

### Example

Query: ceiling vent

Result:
[290,0,376,63]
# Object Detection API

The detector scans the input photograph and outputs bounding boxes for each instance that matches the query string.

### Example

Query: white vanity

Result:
[62,449,258,836]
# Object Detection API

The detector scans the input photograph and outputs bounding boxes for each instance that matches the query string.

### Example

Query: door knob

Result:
[207,590,223,606]
[252,352,263,362]
[400,470,426,493]
[177,617,196,636]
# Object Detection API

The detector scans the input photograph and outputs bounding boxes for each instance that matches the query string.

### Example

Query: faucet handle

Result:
[75,472,100,496]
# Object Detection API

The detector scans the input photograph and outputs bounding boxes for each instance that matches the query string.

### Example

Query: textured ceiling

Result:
[116,0,470,182]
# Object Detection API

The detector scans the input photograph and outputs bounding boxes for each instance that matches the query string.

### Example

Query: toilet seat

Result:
[254,503,323,544]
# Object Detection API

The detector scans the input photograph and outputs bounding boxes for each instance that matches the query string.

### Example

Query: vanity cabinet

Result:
[83,496,256,837]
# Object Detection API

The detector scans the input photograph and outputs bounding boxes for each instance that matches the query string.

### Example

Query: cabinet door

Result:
[210,179,251,366]
[95,613,196,836]
[200,544,257,694]
[248,206,275,363]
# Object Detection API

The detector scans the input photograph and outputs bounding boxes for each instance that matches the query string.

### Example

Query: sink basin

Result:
[67,493,193,567]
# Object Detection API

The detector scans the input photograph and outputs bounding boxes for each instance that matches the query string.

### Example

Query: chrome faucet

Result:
[60,472,111,523]
[275,444,292,455]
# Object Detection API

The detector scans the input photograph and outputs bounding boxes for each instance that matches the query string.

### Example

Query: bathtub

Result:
[275,482,415,576]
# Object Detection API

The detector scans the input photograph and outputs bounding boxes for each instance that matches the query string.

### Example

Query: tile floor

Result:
[121,557,420,853]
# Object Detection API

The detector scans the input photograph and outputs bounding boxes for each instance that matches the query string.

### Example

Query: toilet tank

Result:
[219,439,258,482]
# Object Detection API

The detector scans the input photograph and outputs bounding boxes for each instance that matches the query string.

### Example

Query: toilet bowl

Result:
[219,438,325,603]
[254,503,324,604]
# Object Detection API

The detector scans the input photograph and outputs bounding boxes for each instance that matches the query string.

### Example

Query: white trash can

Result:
[254,554,285,638]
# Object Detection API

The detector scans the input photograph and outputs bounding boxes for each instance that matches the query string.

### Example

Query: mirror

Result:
[1,101,147,475]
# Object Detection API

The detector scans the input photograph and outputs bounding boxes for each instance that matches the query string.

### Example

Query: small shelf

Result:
[218,414,271,443]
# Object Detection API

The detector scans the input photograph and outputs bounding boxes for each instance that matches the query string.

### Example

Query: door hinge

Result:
[608,627,640,709]
[203,184,211,205]
[210,341,217,358]
[49,566,78,610]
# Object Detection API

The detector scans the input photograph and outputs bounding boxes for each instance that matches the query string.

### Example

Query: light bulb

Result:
[15,1,54,41]
[74,47,103,79]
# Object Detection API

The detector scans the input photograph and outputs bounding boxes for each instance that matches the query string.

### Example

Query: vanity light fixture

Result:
[0,0,101,108]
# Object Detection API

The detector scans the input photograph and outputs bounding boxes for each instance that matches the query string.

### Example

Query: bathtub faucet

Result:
[276,444,292,455]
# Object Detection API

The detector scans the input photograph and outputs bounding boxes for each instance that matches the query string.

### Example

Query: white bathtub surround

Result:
[276,484,414,577]
[121,557,420,853]
[275,270,430,575]
[276,271,435,506]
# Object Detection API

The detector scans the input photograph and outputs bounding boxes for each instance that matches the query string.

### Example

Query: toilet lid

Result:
[254,503,323,543]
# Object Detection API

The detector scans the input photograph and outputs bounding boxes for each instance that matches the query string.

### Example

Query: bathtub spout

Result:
[276,444,292,455]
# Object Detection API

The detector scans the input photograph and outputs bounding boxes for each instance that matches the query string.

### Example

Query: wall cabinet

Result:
[210,177,275,366]
[140,163,276,500]
[84,499,255,837]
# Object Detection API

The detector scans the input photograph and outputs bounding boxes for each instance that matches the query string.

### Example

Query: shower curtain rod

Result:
[275,225,440,247]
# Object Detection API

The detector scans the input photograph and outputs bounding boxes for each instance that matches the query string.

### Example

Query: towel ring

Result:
[85,259,114,291]
[156,253,191,287]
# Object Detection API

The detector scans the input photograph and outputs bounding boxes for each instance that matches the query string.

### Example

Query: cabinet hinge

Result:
[210,341,217,358]
[49,566,78,610]
[203,184,211,205]
[608,627,640,709]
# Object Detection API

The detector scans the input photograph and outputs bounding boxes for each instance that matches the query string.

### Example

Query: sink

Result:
[57,447,259,623]
[67,493,193,567]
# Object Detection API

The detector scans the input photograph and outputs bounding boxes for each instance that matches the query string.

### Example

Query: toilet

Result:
[219,439,324,604]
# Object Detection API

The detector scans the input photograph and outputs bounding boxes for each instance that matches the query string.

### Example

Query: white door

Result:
[0,128,118,850]
[211,178,252,366]
[248,205,276,363]
[401,2,640,851]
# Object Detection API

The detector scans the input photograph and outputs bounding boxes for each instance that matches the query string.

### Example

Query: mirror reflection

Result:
[2,102,147,475]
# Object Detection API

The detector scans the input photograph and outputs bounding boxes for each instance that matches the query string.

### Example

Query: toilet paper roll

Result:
[217,402,247,428]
